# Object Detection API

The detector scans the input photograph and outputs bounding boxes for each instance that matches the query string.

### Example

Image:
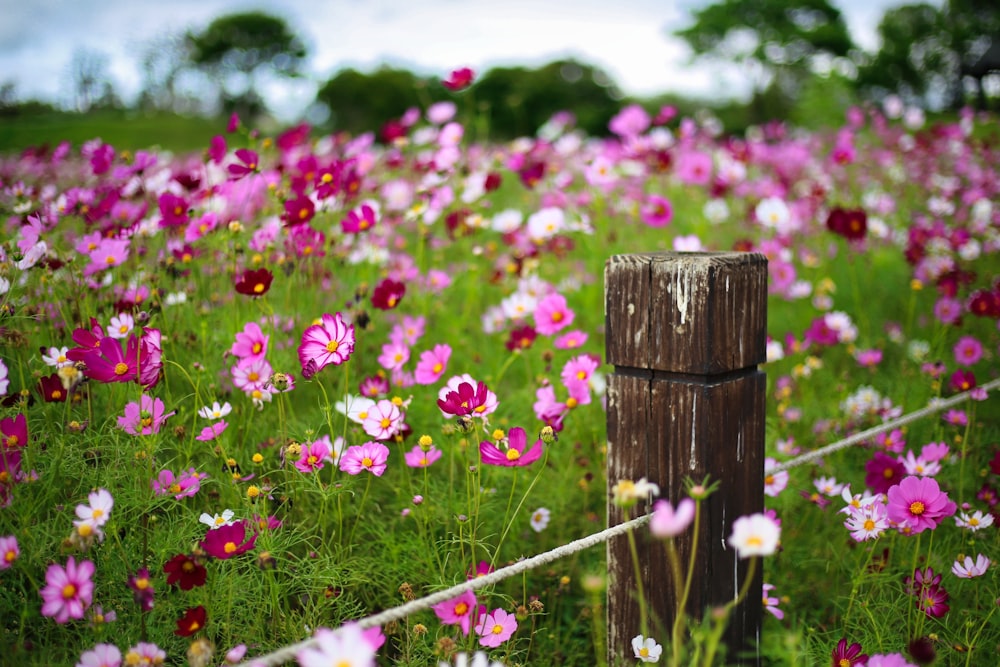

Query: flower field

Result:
[1,97,998,667]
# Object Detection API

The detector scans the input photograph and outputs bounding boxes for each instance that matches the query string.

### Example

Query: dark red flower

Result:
[174,605,207,636]
[163,553,207,590]
[371,279,405,311]
[505,325,537,351]
[442,67,475,91]
[38,374,67,403]
[968,289,1000,318]
[908,636,936,664]
[484,172,502,192]
[518,161,545,189]
[235,268,274,297]
[826,207,867,241]
[830,638,867,667]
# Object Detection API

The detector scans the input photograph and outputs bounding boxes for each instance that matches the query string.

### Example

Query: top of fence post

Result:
[605,251,767,374]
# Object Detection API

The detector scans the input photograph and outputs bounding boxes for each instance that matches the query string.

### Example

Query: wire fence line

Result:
[240,378,997,665]
[768,377,1000,474]
[240,513,652,666]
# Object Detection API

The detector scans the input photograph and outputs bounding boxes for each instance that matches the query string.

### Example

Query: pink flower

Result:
[76,643,122,667]
[297,623,376,667]
[377,342,410,372]
[0,535,19,569]
[362,399,403,440]
[195,420,228,442]
[151,468,203,500]
[414,344,451,385]
[199,520,257,559]
[298,313,356,379]
[295,439,333,474]
[339,442,390,476]
[480,427,543,467]
[554,330,588,349]
[230,322,269,360]
[432,589,478,635]
[534,292,575,336]
[952,554,990,578]
[40,556,94,623]
[649,497,695,537]
[886,476,957,534]
[475,608,517,647]
[404,445,442,468]
[117,395,175,435]
[609,103,651,138]
[762,583,783,620]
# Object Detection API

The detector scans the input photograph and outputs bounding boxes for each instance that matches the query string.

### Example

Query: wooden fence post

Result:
[605,252,767,666]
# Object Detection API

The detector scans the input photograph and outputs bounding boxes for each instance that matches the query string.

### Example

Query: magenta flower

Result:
[151,468,203,499]
[413,344,451,385]
[1,413,28,450]
[341,203,377,233]
[942,409,967,426]
[554,330,588,349]
[117,395,175,435]
[227,148,259,179]
[475,608,517,648]
[80,335,140,383]
[40,556,94,623]
[865,451,906,495]
[295,439,333,474]
[127,567,155,612]
[199,520,257,559]
[404,445,442,469]
[887,476,957,534]
[534,292,575,336]
[916,584,950,618]
[432,589,478,635]
[339,442,390,476]
[831,638,868,666]
[953,335,983,366]
[480,427,543,467]
[442,66,475,91]
[640,194,673,228]
[649,497,695,538]
[298,312,355,379]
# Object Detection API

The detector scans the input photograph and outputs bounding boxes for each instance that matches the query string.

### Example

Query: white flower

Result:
[612,477,660,506]
[631,635,663,663]
[440,651,506,667]
[198,401,232,420]
[703,198,729,224]
[298,624,376,667]
[727,513,781,558]
[199,510,235,529]
[107,312,134,339]
[529,508,551,532]
[955,510,994,532]
[755,197,789,230]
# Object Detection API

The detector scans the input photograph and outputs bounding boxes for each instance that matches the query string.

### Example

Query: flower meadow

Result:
[1,93,999,667]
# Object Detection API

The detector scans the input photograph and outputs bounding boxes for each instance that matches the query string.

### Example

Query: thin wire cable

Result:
[240,513,652,666]
[239,378,998,665]
[769,377,999,474]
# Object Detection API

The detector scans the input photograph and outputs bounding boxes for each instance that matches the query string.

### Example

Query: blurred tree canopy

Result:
[314,59,622,140]
[185,11,307,119]
[674,0,854,121]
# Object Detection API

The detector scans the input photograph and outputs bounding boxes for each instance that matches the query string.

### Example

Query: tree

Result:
[946,0,1000,108]
[69,48,118,112]
[315,66,428,135]
[856,4,952,107]
[674,0,854,120]
[186,11,307,119]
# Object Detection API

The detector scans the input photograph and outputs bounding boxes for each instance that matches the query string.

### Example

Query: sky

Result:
[0,0,926,122]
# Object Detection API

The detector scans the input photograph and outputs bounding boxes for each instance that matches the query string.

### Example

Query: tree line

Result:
[2,3,997,136]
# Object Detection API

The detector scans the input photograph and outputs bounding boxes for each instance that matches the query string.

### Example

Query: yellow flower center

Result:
[552,311,563,322]
[506,449,521,461]
[248,372,259,382]
[863,519,875,531]
[135,578,149,590]
[566,397,578,409]
[454,602,468,615]
[78,523,93,537]
[224,542,237,554]
[62,583,77,599]
[433,362,443,373]
[745,536,763,548]
[491,624,504,635]
[252,342,262,354]
[5,435,19,447]
[326,340,339,353]
[909,501,925,516]
[362,457,373,467]
[169,483,181,494]
[970,517,980,526]
[114,362,129,375]
[308,456,317,465]
[253,283,265,293]
[380,418,391,429]
[640,648,650,657]
[883,468,894,479]
[3,550,15,563]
